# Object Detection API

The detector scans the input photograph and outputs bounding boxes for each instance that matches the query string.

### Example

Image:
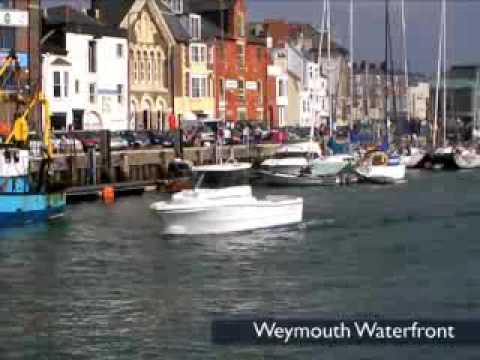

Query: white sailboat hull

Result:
[400,151,427,168]
[453,152,480,169]
[355,164,406,184]
[150,186,303,235]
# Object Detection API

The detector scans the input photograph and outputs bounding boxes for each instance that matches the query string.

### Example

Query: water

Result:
[1,171,480,359]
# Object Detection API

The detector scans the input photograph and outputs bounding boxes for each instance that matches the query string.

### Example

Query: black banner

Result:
[212,318,480,345]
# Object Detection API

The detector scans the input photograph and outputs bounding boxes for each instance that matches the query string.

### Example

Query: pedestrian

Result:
[254,126,262,144]
[242,126,250,145]
[224,126,232,145]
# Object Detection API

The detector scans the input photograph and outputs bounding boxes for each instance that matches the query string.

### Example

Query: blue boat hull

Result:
[0,192,66,227]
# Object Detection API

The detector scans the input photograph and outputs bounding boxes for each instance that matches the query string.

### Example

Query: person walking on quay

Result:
[242,126,250,145]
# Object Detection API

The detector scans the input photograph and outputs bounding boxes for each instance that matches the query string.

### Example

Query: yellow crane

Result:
[0,54,54,160]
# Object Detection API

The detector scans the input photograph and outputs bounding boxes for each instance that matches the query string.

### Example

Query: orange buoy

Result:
[102,186,115,203]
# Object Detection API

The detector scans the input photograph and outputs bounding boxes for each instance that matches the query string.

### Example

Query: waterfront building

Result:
[434,64,480,140]
[352,62,408,128]
[162,0,216,121]
[183,0,272,124]
[408,80,430,122]
[0,0,41,130]
[42,6,128,131]
[93,0,176,131]
[286,44,329,128]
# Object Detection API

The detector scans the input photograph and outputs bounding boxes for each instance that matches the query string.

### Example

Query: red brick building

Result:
[188,0,275,125]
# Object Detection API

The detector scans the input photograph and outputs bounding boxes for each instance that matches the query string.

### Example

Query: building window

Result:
[152,52,157,82]
[140,54,145,81]
[238,79,245,99]
[190,44,207,63]
[256,47,262,61]
[64,72,69,97]
[257,81,263,104]
[117,84,123,104]
[163,59,169,88]
[147,58,152,82]
[89,83,97,104]
[257,110,264,122]
[189,14,201,40]
[237,44,245,70]
[236,14,245,37]
[219,42,225,60]
[53,71,61,98]
[88,41,97,73]
[185,72,190,96]
[208,46,214,65]
[220,78,225,100]
[117,44,123,58]
[238,109,246,121]
[191,76,207,98]
[277,78,287,97]
[75,79,80,94]
[168,0,183,13]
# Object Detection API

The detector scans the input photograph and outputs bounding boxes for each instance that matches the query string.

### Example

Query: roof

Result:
[44,5,127,38]
[94,0,135,26]
[163,13,190,42]
[51,58,72,66]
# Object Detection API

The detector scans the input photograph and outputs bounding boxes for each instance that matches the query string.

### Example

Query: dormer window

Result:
[189,14,201,40]
[167,0,183,14]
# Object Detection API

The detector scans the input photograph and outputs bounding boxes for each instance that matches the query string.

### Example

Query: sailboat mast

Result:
[401,0,410,124]
[349,0,354,129]
[433,0,444,148]
[442,0,447,146]
[384,0,389,147]
[327,0,332,137]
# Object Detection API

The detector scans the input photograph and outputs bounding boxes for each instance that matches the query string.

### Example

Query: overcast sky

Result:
[43,0,480,75]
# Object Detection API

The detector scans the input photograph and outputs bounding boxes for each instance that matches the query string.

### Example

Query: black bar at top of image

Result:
[212,319,480,346]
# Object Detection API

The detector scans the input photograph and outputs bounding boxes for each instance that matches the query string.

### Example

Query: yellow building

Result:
[173,40,215,121]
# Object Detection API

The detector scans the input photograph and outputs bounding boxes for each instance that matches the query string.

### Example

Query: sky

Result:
[43,0,480,76]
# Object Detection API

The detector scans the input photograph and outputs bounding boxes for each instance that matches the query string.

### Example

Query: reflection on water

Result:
[1,171,480,359]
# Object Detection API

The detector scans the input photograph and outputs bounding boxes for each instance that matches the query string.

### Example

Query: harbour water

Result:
[1,170,480,359]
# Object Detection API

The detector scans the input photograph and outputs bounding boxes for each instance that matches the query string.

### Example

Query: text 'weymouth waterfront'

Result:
[253,321,456,344]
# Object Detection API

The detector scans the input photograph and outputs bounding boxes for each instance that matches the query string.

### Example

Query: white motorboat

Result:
[150,186,303,235]
[453,147,480,169]
[260,142,321,175]
[355,151,406,184]
[400,147,428,168]
[150,162,303,234]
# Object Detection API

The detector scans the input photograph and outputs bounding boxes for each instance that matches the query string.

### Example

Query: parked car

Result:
[74,132,101,151]
[120,131,151,148]
[146,131,176,147]
[110,133,129,150]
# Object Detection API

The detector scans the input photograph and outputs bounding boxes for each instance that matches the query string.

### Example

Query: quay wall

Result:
[30,144,281,187]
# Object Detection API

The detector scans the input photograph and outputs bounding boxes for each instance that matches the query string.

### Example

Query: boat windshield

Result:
[193,169,251,189]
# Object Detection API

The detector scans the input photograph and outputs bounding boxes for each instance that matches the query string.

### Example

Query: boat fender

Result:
[102,186,115,204]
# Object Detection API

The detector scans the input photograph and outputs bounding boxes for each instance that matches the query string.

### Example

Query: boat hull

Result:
[0,192,66,227]
[431,152,457,170]
[400,152,428,168]
[453,152,480,169]
[355,164,406,184]
[152,197,303,235]
[258,170,345,186]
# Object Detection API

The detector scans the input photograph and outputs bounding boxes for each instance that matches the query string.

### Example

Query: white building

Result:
[408,81,430,121]
[288,45,329,128]
[268,47,289,127]
[42,6,129,131]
